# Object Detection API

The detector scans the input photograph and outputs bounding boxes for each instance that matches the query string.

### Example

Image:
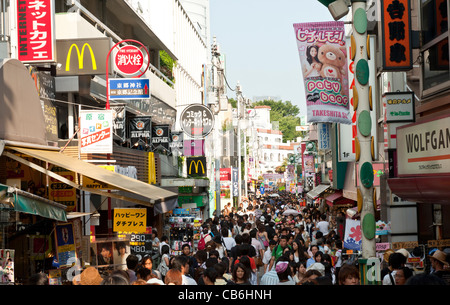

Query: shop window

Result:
[421,0,448,45]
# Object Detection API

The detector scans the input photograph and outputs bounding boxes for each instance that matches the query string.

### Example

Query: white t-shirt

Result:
[223,236,236,251]
[316,221,329,235]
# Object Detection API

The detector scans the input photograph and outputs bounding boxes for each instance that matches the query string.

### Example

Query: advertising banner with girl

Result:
[293,21,351,125]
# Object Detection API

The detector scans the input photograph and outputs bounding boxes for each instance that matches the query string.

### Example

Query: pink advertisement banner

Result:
[293,21,351,125]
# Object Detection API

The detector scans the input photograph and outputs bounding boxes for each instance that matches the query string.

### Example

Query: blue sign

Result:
[260,186,265,195]
[109,78,150,100]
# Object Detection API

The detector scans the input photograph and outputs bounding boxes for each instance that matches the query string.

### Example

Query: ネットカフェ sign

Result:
[180,104,214,138]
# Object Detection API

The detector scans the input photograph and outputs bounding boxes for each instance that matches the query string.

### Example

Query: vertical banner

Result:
[231,167,239,197]
[54,223,76,267]
[151,125,170,152]
[80,110,113,154]
[169,131,184,154]
[128,116,152,147]
[112,106,126,142]
[293,21,351,124]
[381,0,412,71]
[16,0,55,63]
[344,219,362,251]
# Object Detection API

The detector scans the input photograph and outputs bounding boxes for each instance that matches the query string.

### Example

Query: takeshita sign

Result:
[397,114,450,176]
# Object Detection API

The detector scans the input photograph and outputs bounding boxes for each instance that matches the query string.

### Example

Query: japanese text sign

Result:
[80,110,113,154]
[115,45,145,75]
[16,0,55,63]
[381,0,412,70]
[293,21,351,125]
[113,208,147,233]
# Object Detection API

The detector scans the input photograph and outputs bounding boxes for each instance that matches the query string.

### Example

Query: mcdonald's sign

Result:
[187,157,207,177]
[56,38,112,76]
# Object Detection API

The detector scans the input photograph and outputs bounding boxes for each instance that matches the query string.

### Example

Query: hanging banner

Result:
[151,125,170,152]
[293,21,351,124]
[344,219,362,251]
[80,110,113,154]
[128,116,152,147]
[169,131,184,154]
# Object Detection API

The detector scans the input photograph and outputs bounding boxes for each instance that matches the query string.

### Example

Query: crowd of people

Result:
[26,192,450,286]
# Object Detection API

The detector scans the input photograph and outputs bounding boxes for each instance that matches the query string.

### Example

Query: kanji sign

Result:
[115,45,145,75]
[80,110,113,154]
[16,0,55,63]
[109,78,150,100]
[381,0,412,70]
[113,208,147,233]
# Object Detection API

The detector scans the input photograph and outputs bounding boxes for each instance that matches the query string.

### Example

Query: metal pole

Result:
[236,83,242,206]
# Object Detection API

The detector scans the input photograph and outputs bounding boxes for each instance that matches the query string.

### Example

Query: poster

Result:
[344,219,362,251]
[151,125,170,151]
[0,249,14,284]
[293,21,351,124]
[55,223,76,267]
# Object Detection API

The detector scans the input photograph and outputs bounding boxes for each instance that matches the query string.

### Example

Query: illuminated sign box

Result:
[383,92,415,123]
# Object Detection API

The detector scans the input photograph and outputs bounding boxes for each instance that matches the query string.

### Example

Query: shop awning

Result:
[325,191,355,207]
[3,146,178,207]
[0,184,67,222]
[306,184,331,200]
[388,176,450,205]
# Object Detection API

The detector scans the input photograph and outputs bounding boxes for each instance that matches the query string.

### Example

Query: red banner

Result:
[16,0,55,63]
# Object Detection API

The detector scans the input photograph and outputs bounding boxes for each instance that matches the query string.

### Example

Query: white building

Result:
[247,106,295,178]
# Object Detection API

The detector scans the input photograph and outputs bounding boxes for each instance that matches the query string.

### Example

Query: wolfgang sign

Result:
[397,115,450,176]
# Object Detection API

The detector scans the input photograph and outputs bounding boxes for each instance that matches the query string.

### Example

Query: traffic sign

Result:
[108,78,150,100]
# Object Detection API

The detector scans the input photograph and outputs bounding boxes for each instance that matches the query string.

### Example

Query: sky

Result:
[209,0,335,117]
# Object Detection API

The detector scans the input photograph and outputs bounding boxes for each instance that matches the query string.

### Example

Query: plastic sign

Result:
[180,104,214,138]
[16,0,55,63]
[115,45,145,75]
[187,157,207,177]
[381,0,412,70]
[80,110,113,154]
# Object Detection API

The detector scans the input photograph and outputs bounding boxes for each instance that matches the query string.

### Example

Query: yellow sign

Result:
[66,43,97,72]
[82,165,115,189]
[113,208,147,233]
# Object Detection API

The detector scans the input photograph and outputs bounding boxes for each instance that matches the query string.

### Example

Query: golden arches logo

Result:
[188,160,205,175]
[66,43,97,71]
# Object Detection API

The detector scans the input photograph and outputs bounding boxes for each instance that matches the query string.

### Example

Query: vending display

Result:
[167,208,202,255]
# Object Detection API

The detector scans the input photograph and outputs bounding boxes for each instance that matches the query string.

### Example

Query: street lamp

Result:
[317,0,350,21]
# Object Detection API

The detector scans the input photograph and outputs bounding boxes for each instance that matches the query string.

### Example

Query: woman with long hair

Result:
[303,45,322,78]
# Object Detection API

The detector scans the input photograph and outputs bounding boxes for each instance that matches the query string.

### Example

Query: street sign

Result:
[108,78,150,100]
[115,45,145,75]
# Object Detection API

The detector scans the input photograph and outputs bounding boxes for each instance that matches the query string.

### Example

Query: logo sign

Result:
[180,104,214,138]
[128,116,151,146]
[109,78,150,100]
[80,110,113,154]
[381,0,412,71]
[187,157,207,177]
[56,38,111,75]
[16,0,55,63]
[151,125,170,151]
[384,92,415,123]
[397,114,450,176]
[113,208,147,233]
[115,45,145,75]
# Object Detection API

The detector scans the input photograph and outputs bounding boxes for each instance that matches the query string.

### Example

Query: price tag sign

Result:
[130,234,153,259]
